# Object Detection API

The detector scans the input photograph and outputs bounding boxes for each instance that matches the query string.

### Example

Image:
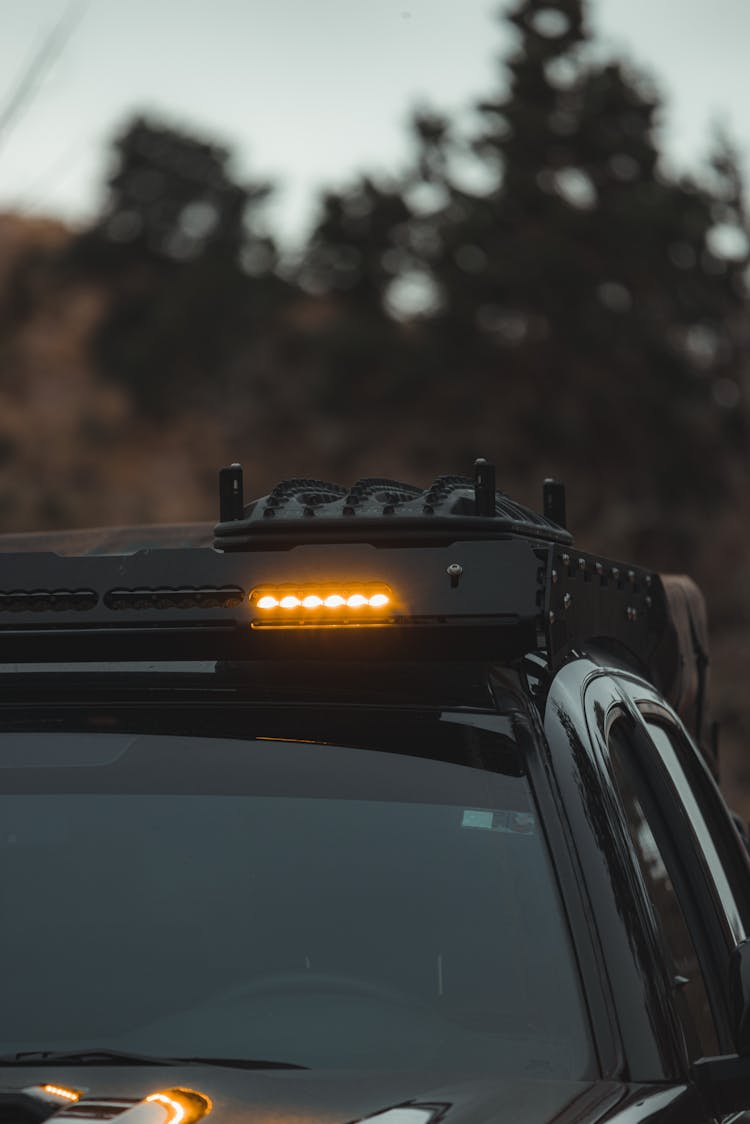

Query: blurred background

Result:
[1,0,750,805]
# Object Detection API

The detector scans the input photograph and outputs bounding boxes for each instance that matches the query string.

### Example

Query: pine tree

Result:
[301,176,414,314]
[68,117,285,415]
[407,0,750,511]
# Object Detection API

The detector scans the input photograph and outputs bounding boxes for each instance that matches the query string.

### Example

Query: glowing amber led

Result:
[145,1089,212,1124]
[147,1094,187,1124]
[250,584,394,627]
[41,1086,81,1103]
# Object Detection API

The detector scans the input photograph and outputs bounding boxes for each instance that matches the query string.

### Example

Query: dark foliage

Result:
[67,117,290,415]
[51,0,750,522]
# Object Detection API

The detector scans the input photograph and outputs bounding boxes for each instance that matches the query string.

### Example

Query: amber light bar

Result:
[39,1085,82,1103]
[249,584,394,628]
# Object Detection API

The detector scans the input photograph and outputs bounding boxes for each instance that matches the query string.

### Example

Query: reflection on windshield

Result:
[0,730,591,1077]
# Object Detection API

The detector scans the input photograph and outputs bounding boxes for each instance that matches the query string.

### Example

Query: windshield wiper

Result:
[0,1049,308,1070]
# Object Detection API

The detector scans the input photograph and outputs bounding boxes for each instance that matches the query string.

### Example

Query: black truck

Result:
[2,463,750,1123]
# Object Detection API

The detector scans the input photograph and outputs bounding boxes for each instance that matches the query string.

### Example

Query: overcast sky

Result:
[1,0,748,244]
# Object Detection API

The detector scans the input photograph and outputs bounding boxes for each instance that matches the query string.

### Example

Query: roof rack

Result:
[214,461,573,549]
[0,461,671,688]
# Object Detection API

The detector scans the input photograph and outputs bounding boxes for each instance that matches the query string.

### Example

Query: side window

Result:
[643,716,750,943]
[608,719,720,1059]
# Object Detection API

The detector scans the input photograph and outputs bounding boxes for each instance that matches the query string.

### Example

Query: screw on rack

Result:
[447,562,463,588]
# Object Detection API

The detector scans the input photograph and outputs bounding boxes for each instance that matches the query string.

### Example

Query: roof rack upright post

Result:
[219,464,245,522]
[543,478,567,529]
[474,459,496,517]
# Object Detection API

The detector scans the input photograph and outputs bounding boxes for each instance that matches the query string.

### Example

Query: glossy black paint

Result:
[0,1066,720,1124]
[4,652,750,1122]
[540,661,687,1081]
[510,707,622,1079]
[536,651,750,1119]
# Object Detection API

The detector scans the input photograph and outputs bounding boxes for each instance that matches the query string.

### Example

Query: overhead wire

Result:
[0,0,90,157]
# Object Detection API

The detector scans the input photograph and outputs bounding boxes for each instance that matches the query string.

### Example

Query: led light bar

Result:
[249,584,394,628]
[39,1085,82,1103]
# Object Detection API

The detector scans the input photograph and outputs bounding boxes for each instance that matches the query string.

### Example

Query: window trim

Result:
[549,663,687,1079]
[514,709,612,1079]
[638,706,748,939]
[604,692,738,1055]
[605,709,725,1059]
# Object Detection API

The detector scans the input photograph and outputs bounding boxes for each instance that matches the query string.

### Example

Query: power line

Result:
[0,0,90,156]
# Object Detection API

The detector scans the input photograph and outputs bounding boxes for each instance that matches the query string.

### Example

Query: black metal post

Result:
[474,458,496,517]
[219,463,245,522]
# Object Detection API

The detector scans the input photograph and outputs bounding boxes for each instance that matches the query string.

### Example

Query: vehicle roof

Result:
[0,463,712,760]
[0,523,214,556]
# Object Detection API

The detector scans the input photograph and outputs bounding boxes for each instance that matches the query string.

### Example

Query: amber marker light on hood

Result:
[39,1085,82,1103]
[250,584,394,627]
[145,1089,212,1124]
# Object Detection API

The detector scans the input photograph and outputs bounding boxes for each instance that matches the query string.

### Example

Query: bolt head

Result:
[446,563,463,578]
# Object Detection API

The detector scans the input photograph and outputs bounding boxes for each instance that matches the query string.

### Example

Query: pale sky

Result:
[0,0,748,245]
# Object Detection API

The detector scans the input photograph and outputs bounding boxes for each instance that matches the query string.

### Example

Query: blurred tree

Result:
[300,176,416,312]
[81,116,271,264]
[293,176,427,441]
[50,1,750,523]
[402,0,750,513]
[68,116,287,415]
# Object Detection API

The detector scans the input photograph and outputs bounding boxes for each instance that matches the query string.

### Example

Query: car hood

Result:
[0,1066,693,1124]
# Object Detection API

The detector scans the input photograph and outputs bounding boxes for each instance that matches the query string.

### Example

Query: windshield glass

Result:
[0,716,592,1077]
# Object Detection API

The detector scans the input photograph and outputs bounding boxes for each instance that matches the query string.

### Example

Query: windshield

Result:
[0,715,592,1077]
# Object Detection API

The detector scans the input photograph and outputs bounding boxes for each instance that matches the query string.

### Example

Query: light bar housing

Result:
[0,538,665,675]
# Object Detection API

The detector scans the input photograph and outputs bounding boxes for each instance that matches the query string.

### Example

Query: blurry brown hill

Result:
[0,210,230,528]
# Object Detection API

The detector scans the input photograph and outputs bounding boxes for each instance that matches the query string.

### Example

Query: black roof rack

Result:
[0,462,671,692]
